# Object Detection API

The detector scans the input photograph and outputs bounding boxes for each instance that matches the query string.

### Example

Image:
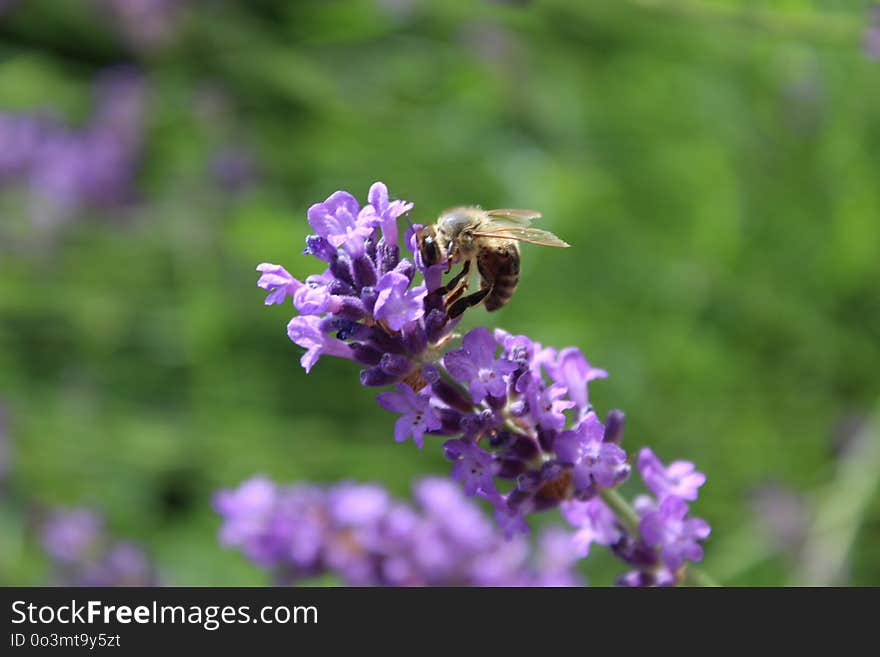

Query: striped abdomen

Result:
[478,241,520,311]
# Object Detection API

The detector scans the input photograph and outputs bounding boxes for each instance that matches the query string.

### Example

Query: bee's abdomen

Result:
[485,274,519,311]
[478,243,520,312]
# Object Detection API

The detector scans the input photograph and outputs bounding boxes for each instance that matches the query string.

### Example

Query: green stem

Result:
[599,488,641,536]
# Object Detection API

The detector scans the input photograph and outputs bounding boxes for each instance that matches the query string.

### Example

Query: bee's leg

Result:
[444,279,469,308]
[447,284,492,319]
[436,260,470,295]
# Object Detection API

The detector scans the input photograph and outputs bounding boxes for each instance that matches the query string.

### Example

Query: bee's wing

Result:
[472,226,570,248]
[485,209,542,225]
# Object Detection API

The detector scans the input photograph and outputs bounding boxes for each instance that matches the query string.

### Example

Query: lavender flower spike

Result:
[215,476,583,587]
[257,182,715,585]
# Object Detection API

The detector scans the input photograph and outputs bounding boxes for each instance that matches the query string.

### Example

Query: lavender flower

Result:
[376,383,442,448]
[257,263,301,306]
[40,508,158,586]
[555,412,630,493]
[286,316,354,373]
[560,497,621,558]
[257,182,713,585]
[374,272,427,331]
[637,447,706,502]
[215,476,582,586]
[443,327,517,402]
[444,439,500,500]
[365,181,413,245]
[549,347,607,415]
[640,496,712,571]
[0,69,145,226]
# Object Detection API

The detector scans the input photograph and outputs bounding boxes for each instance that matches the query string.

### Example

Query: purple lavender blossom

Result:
[560,497,621,557]
[215,476,582,587]
[554,412,630,493]
[294,272,342,316]
[443,327,517,402]
[374,272,427,331]
[308,191,374,256]
[523,379,574,431]
[637,447,706,502]
[616,568,676,587]
[257,263,302,305]
[376,383,441,448]
[444,438,500,500]
[640,496,711,571]
[365,181,413,245]
[40,508,157,586]
[548,347,607,415]
[286,316,354,372]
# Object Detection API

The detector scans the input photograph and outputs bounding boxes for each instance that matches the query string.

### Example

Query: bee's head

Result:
[415,224,444,267]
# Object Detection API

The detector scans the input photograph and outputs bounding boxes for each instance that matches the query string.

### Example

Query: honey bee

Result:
[415,206,569,318]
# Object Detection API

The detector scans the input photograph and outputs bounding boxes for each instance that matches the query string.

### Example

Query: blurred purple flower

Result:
[616,568,676,587]
[0,68,146,225]
[749,483,809,551]
[637,447,706,502]
[40,508,157,586]
[41,509,103,564]
[640,496,711,570]
[560,497,621,557]
[215,476,582,586]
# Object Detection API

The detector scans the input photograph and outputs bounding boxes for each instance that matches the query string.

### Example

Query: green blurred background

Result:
[1,0,879,586]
